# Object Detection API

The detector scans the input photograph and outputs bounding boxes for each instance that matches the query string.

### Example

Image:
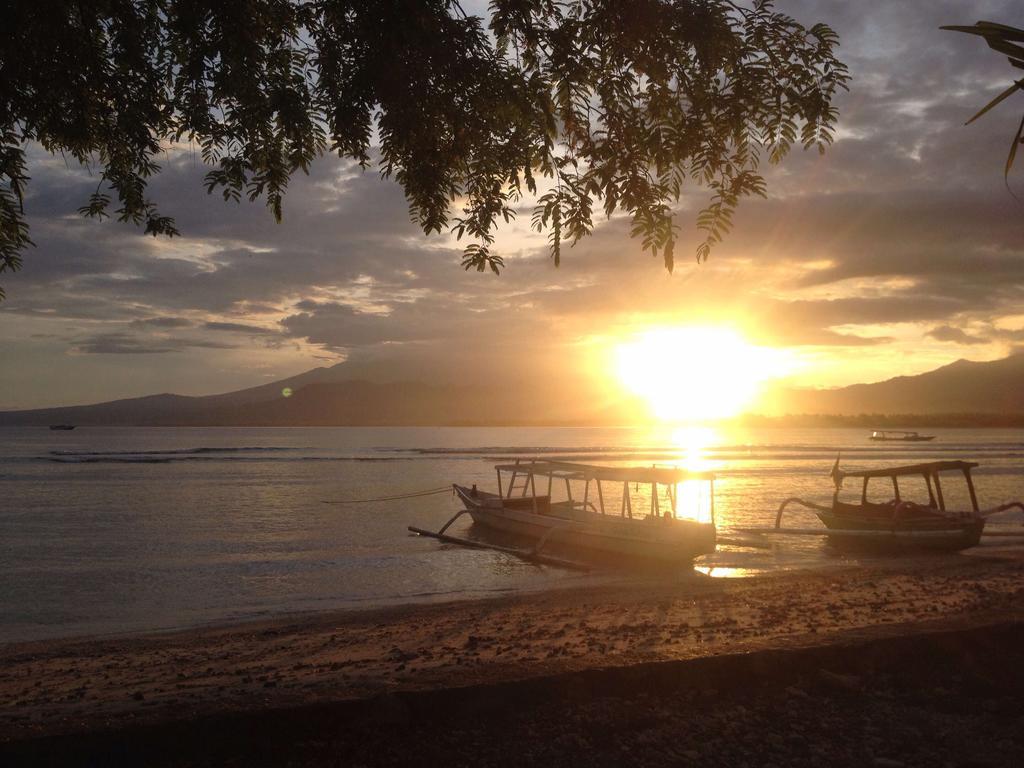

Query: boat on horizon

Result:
[48,424,76,431]
[773,459,1024,551]
[869,430,935,442]
[412,459,717,566]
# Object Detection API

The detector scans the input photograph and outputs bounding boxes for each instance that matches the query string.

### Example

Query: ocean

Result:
[2,425,1023,643]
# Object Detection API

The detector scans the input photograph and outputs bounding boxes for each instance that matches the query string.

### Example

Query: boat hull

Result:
[815,509,984,551]
[455,486,715,564]
[868,436,935,442]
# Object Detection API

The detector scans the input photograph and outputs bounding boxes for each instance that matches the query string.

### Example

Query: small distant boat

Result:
[869,430,935,442]
[49,424,76,431]
[772,459,1024,551]
[410,459,718,566]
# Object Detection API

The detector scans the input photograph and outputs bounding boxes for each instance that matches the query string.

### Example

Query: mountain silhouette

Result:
[3,354,1024,426]
[783,353,1024,415]
[0,369,633,426]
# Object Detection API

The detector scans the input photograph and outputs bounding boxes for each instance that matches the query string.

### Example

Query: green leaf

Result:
[0,0,853,298]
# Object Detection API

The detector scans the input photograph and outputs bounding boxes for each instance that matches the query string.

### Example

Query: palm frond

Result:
[943,21,1024,178]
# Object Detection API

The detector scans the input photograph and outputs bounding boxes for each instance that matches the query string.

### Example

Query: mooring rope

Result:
[320,485,452,504]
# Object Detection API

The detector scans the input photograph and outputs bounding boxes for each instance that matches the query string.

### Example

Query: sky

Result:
[2,0,1024,411]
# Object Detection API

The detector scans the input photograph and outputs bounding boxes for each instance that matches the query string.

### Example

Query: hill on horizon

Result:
[780,353,1024,417]
[3,353,1024,427]
[0,370,635,427]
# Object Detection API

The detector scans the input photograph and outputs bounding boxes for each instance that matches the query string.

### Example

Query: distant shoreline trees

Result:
[0,0,848,298]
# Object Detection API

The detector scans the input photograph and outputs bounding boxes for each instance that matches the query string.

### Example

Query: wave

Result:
[395,442,1024,457]
[34,453,1024,469]
[44,455,411,464]
[49,446,301,457]
[14,437,1024,467]
[380,448,1024,466]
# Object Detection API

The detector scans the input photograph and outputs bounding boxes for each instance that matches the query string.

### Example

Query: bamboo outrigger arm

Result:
[775,497,832,529]
[408,496,590,571]
[436,508,470,536]
[979,501,1024,519]
[407,521,591,571]
[435,493,583,552]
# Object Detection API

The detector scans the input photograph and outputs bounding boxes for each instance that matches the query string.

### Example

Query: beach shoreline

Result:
[6,620,1023,768]
[3,548,1024,758]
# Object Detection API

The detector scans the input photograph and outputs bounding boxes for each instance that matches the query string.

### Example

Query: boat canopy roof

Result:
[494,459,714,483]
[839,460,978,479]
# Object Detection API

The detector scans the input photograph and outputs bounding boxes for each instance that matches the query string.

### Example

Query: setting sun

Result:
[613,326,791,421]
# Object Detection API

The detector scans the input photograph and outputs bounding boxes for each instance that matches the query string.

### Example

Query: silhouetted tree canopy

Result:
[0,0,848,298]
[942,21,1024,180]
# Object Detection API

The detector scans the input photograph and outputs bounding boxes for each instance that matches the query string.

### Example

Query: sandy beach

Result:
[3,546,1024,765]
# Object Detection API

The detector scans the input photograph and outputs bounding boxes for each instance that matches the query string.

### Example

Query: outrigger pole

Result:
[408,506,591,571]
[729,526,1024,540]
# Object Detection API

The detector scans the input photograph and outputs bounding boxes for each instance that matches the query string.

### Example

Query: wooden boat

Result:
[774,459,1024,551]
[869,430,935,442]
[413,459,717,565]
[49,424,76,431]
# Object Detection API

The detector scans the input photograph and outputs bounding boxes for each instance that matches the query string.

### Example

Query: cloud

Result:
[203,321,279,335]
[70,332,238,355]
[133,316,194,328]
[5,0,1024,407]
[926,325,989,345]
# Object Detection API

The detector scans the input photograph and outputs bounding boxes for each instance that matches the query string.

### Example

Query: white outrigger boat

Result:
[769,459,1024,551]
[409,459,717,566]
[869,430,935,442]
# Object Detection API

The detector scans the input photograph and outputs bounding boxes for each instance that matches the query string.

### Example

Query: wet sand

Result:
[2,548,1024,764]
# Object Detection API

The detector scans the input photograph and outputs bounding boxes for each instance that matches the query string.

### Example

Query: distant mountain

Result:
[3,354,1024,426]
[781,353,1024,416]
[0,371,632,427]
[0,362,355,426]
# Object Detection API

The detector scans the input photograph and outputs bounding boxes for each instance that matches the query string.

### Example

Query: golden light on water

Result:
[672,425,717,472]
[613,326,792,421]
[671,425,717,523]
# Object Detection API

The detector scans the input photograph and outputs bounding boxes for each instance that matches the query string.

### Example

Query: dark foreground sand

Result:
[2,548,1024,766]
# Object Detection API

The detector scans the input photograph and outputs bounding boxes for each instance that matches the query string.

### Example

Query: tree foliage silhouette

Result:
[941,21,1024,181]
[0,0,848,298]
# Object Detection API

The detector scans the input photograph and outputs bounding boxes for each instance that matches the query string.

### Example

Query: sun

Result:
[612,326,789,421]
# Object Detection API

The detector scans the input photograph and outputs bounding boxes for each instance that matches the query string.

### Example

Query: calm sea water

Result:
[2,425,1023,643]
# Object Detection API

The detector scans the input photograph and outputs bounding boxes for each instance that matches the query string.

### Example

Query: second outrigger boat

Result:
[410,459,717,566]
[869,430,935,442]
[775,459,1024,550]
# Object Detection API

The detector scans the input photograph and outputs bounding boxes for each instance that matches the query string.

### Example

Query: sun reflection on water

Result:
[694,565,754,578]
[670,425,718,472]
[646,425,720,524]
[667,426,758,575]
